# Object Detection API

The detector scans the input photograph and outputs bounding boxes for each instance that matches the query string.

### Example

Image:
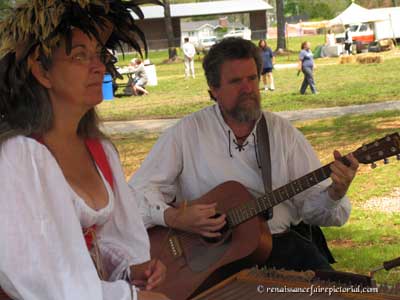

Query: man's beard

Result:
[226,92,261,123]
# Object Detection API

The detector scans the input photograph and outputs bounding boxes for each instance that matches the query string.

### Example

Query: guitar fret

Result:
[256,199,263,214]
[316,168,326,181]
[244,203,250,219]
[322,165,332,179]
[256,197,265,212]
[312,171,319,184]
[271,191,279,206]
[300,176,310,189]
[242,206,248,219]
[251,202,258,217]
[226,212,235,227]
[230,210,239,226]
[262,195,271,210]
[233,208,241,225]
[292,180,303,194]
[275,189,283,203]
[305,173,317,186]
[249,204,255,218]
[287,183,296,198]
[279,188,288,201]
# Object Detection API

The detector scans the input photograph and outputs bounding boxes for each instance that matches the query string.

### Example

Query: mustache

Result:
[237,92,259,102]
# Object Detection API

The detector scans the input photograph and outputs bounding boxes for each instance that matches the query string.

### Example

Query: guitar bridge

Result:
[168,235,183,258]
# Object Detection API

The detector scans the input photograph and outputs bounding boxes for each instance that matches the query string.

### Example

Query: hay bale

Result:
[339,55,356,64]
[356,54,383,64]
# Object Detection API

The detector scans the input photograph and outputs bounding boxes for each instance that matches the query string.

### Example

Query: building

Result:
[133,0,273,50]
[181,17,250,45]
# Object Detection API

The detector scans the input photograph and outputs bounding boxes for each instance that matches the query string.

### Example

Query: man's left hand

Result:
[328,150,359,201]
[131,259,167,290]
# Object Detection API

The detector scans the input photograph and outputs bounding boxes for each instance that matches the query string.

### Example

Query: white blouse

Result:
[129,104,351,234]
[0,136,150,300]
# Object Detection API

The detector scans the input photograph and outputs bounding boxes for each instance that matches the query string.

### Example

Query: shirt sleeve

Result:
[269,48,274,58]
[286,128,351,227]
[0,137,137,300]
[128,128,183,228]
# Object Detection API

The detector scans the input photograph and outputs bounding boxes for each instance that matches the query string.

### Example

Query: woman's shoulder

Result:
[1,135,47,160]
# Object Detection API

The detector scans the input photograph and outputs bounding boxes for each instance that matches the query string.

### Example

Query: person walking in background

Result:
[298,41,318,95]
[182,37,196,79]
[258,39,275,92]
[344,26,353,55]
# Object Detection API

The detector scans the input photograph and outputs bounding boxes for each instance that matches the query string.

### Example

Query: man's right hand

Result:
[164,203,226,238]
[138,291,170,300]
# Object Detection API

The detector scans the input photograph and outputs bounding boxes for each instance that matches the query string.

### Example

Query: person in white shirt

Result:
[326,29,336,46]
[182,37,196,79]
[0,1,168,300]
[129,38,359,274]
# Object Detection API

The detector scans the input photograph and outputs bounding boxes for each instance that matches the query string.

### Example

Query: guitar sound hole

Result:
[202,213,231,244]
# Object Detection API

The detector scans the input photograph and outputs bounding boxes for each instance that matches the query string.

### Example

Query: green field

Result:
[98,35,400,121]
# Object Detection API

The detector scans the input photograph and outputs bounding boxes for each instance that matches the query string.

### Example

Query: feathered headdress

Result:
[0,0,162,76]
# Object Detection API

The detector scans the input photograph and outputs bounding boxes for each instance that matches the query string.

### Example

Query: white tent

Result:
[328,3,379,26]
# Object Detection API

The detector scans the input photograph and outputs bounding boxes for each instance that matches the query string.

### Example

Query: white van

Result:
[335,23,374,44]
[195,36,217,54]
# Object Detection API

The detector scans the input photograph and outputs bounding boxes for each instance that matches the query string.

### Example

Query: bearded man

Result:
[129,38,358,273]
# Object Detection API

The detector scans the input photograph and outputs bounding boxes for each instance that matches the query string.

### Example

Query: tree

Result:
[163,0,178,61]
[276,0,286,50]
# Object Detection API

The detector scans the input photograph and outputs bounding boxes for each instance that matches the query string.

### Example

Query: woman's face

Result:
[260,40,266,48]
[45,29,107,113]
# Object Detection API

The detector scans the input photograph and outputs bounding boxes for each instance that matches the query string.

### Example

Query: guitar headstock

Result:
[353,132,400,165]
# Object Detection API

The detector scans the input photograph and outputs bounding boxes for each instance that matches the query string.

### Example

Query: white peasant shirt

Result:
[0,136,150,300]
[129,104,351,234]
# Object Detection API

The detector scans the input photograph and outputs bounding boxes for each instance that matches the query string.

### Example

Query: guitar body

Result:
[149,181,273,300]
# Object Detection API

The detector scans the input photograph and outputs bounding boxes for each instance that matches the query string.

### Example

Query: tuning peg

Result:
[371,162,377,169]
[384,158,389,164]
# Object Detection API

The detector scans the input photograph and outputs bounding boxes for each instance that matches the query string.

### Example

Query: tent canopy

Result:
[328,3,382,26]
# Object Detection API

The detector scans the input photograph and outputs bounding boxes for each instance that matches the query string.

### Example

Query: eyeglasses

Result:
[67,48,115,66]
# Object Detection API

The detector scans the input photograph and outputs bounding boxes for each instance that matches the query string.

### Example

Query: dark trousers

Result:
[300,66,317,94]
[264,230,334,271]
[344,42,352,54]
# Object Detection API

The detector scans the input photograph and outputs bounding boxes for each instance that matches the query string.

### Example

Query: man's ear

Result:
[29,50,52,89]
[209,87,218,101]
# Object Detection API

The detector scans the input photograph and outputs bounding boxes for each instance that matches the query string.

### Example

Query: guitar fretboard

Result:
[226,163,333,228]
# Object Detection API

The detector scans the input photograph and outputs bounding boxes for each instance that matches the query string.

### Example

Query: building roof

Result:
[135,0,272,20]
[181,19,247,32]
[181,20,220,32]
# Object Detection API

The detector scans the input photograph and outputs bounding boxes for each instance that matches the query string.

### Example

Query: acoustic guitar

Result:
[148,132,400,300]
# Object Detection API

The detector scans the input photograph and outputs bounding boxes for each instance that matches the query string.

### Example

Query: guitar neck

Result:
[227,161,335,228]
[224,132,400,228]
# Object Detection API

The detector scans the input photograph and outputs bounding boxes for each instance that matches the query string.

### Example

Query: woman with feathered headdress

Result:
[0,1,169,299]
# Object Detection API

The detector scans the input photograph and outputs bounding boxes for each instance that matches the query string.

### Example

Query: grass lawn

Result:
[98,39,400,121]
[111,110,400,285]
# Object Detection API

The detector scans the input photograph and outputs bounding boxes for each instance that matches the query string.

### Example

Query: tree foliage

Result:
[284,0,350,20]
